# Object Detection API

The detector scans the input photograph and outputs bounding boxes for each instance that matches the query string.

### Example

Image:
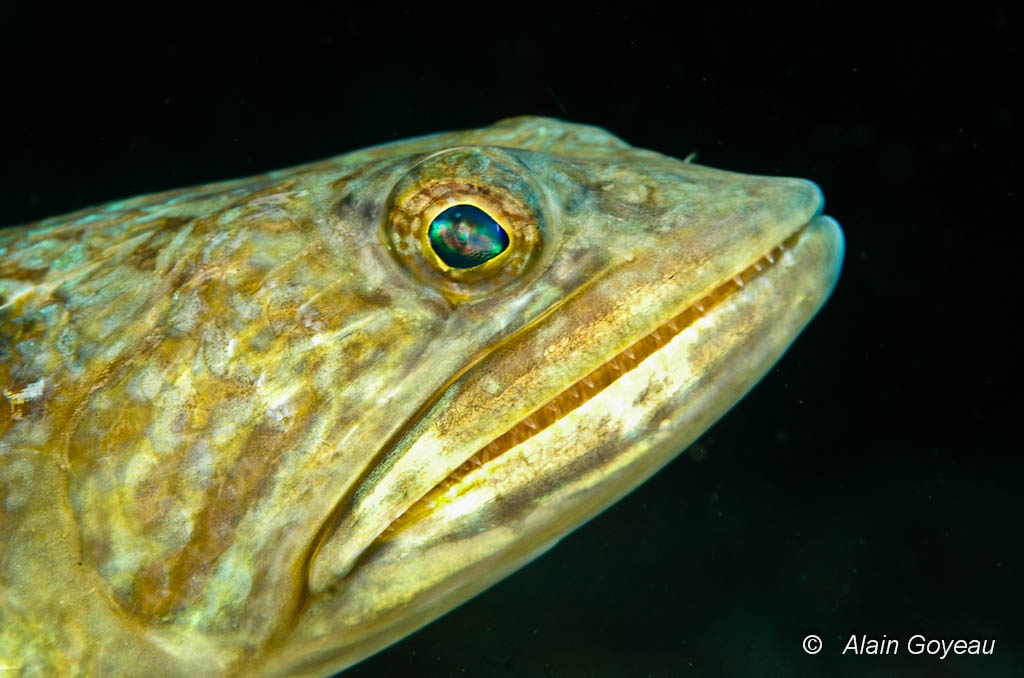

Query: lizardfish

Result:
[0,117,842,676]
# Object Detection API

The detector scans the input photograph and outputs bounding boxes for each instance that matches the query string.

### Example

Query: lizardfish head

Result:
[0,117,841,677]
[261,117,843,675]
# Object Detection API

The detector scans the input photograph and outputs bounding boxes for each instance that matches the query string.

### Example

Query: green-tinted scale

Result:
[428,205,510,268]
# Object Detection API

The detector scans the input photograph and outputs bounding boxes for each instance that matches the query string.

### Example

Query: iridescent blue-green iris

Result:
[427,205,510,268]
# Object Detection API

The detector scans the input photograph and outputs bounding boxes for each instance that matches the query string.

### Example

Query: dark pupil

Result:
[428,205,510,268]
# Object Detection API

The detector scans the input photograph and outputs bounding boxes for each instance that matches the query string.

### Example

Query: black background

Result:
[1,6,1019,677]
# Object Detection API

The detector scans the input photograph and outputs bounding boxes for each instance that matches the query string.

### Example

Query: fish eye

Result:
[381,146,546,303]
[427,204,510,269]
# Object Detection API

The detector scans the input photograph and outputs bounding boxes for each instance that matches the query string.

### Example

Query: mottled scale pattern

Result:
[0,118,658,673]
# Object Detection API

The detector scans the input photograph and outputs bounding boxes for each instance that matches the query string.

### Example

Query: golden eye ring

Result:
[382,147,546,303]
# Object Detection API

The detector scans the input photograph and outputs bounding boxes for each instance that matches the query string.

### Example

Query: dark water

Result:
[1,7,1019,677]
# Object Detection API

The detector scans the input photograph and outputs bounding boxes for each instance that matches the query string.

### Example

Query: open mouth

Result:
[380,222,809,537]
